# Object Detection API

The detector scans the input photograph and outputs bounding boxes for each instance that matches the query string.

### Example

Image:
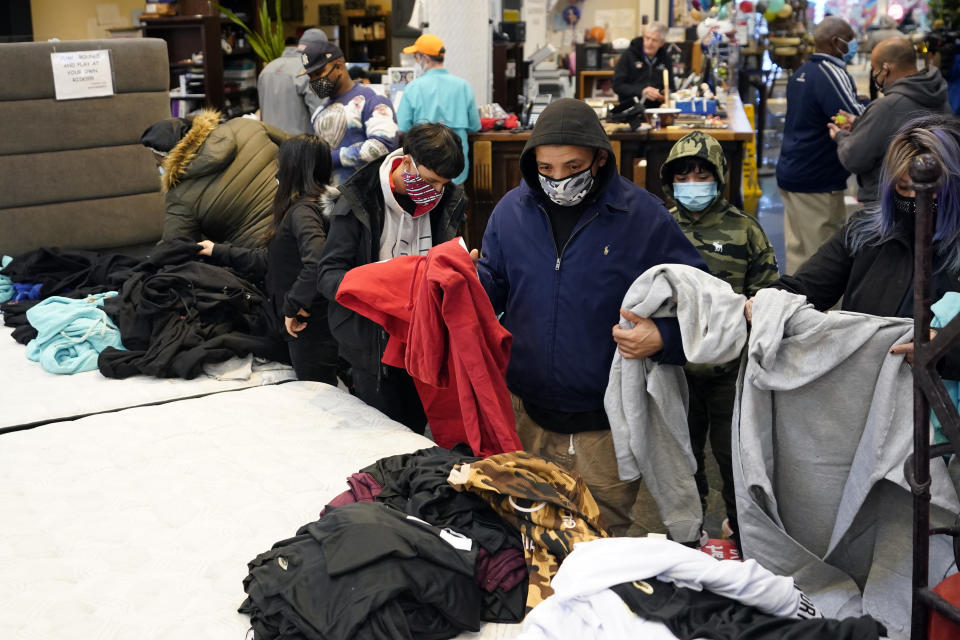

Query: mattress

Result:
[0,323,296,432]
[0,381,522,639]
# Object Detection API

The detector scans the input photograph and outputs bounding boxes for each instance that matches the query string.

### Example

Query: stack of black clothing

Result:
[362,446,528,623]
[1,247,140,344]
[240,446,528,640]
[2,242,287,378]
[240,502,483,640]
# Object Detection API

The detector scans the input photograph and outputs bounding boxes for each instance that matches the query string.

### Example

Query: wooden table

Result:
[465,94,755,250]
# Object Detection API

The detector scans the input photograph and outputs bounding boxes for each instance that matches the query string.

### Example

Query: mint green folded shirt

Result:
[25,293,125,374]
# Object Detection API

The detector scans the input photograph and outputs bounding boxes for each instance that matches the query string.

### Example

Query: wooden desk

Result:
[465,94,755,249]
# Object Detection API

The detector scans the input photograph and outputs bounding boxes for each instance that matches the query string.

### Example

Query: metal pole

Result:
[910,153,941,640]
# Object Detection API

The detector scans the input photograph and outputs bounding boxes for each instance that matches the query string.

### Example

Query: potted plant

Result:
[213,0,286,64]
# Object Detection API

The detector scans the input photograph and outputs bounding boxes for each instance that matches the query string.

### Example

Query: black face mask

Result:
[871,67,887,93]
[893,191,938,224]
[310,71,340,99]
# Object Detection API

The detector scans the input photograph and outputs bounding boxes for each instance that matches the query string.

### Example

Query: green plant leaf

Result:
[212,1,285,63]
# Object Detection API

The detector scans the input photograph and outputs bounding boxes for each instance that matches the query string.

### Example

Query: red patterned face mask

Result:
[401,157,444,217]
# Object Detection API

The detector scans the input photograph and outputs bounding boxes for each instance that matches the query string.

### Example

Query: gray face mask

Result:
[537,165,595,206]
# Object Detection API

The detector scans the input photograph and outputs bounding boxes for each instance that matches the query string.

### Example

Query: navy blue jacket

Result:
[776,54,865,193]
[477,175,706,414]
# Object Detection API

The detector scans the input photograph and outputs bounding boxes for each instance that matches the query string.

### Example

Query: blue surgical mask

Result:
[673,181,717,211]
[158,166,165,176]
[838,37,857,64]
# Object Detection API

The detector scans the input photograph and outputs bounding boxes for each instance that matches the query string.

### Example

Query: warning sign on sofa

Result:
[50,50,115,100]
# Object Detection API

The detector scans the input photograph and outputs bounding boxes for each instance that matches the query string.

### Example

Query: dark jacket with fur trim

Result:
[316,155,466,374]
[160,109,290,247]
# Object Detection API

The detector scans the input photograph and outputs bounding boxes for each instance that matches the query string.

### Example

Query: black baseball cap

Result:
[298,40,344,76]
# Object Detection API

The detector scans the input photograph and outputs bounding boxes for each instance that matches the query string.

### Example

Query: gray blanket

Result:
[734,288,960,638]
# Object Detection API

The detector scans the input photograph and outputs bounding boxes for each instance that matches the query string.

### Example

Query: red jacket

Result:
[336,239,521,457]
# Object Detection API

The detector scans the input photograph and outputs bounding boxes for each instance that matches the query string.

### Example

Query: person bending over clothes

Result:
[469,98,707,539]
[198,134,339,384]
[747,115,960,377]
[140,109,289,247]
[660,131,780,544]
[316,123,467,433]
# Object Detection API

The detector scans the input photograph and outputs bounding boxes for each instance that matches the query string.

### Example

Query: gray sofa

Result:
[0,38,171,257]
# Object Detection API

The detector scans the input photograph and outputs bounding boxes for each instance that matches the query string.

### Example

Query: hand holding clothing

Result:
[612,308,663,359]
[196,240,214,257]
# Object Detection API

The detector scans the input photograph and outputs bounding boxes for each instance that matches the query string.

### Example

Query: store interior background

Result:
[0,0,897,533]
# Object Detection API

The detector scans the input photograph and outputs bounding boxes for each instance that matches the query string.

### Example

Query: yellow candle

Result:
[662,69,670,108]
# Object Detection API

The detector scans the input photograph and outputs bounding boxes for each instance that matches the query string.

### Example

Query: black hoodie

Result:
[519,99,618,252]
[612,38,674,109]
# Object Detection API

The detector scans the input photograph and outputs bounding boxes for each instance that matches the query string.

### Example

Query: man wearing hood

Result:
[470,98,706,538]
[660,131,779,543]
[140,109,289,247]
[613,22,673,109]
[829,37,951,205]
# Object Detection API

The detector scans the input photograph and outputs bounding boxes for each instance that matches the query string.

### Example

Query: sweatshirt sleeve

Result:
[647,209,709,365]
[834,100,888,175]
[209,242,268,280]
[282,205,328,317]
[770,226,853,311]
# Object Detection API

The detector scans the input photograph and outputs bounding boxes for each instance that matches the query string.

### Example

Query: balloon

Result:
[718,4,729,19]
[702,0,713,9]
[767,0,785,12]
[764,8,778,21]
[777,3,793,17]
[690,8,703,20]
[709,5,719,16]
[740,1,754,12]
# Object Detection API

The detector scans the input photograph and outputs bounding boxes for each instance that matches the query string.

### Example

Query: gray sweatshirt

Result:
[734,288,960,639]
[835,67,950,203]
[605,264,748,544]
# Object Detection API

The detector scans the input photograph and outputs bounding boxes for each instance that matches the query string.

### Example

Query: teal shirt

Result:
[396,68,481,185]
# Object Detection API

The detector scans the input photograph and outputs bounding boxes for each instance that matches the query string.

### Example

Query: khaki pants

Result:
[512,395,664,537]
[780,188,846,274]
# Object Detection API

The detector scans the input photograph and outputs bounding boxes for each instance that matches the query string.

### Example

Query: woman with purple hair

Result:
[750,114,960,374]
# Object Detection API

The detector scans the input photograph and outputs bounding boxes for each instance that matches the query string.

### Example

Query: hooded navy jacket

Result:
[476,98,706,415]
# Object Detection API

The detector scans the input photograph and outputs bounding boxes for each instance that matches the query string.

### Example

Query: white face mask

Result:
[157,166,165,176]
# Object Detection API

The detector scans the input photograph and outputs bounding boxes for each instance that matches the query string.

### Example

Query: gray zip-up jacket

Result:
[835,67,950,203]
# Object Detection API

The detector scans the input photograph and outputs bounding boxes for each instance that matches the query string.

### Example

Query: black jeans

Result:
[287,333,339,385]
[352,365,427,434]
[685,368,738,533]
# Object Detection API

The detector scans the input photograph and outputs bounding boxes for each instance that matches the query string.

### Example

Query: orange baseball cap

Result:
[403,33,445,57]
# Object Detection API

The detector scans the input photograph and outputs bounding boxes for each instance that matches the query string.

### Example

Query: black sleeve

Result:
[317,207,364,304]
[613,50,651,100]
[282,204,328,317]
[209,242,268,280]
[769,228,853,311]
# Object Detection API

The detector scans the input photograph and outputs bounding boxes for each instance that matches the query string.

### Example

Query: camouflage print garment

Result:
[660,130,780,376]
[447,451,608,611]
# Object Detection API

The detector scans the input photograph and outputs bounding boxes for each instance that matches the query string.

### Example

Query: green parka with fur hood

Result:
[160,109,289,247]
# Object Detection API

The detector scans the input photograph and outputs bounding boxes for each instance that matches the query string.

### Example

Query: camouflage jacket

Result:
[448,451,607,611]
[660,131,780,376]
